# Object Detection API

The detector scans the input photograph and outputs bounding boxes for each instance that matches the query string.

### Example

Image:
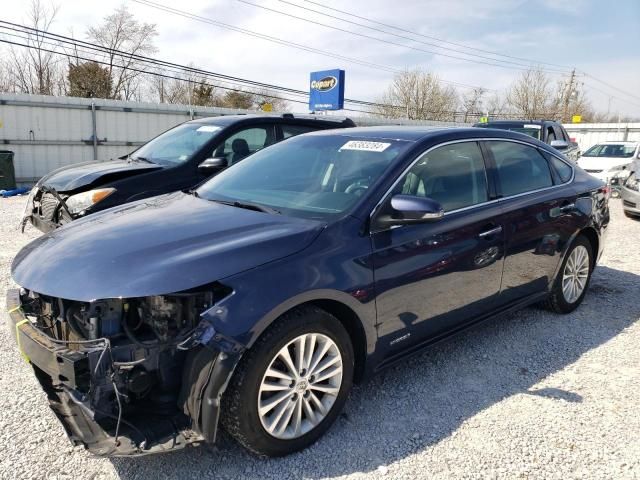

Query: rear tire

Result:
[544,235,593,314]
[221,305,354,457]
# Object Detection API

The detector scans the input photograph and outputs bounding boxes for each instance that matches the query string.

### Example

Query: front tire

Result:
[221,306,354,457]
[545,235,593,314]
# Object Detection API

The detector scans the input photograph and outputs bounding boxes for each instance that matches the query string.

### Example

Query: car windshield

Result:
[131,123,222,166]
[582,144,637,158]
[196,134,413,220]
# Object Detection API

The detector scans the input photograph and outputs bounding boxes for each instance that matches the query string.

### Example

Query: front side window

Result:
[214,126,277,166]
[390,141,489,212]
[132,123,222,166]
[197,135,413,219]
[488,141,553,196]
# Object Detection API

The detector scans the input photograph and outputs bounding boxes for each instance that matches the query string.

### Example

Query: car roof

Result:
[475,120,557,127]
[303,126,549,146]
[304,125,451,141]
[187,114,355,127]
[591,141,639,145]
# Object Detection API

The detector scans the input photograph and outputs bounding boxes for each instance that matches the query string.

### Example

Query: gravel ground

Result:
[0,196,639,480]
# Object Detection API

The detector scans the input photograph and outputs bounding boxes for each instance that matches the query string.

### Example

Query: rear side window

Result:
[542,151,573,183]
[281,124,318,139]
[487,141,553,196]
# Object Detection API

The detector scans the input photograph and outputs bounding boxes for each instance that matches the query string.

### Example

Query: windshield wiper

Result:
[210,199,280,215]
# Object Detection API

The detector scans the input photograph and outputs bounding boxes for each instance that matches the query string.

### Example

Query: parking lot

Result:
[0,195,637,479]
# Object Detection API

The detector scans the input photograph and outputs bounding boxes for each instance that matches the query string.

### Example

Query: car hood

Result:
[577,156,634,171]
[12,192,325,301]
[39,159,164,192]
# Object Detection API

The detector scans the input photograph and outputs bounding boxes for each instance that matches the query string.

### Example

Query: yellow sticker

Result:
[15,318,31,363]
[261,103,273,112]
[479,116,488,123]
[572,115,582,123]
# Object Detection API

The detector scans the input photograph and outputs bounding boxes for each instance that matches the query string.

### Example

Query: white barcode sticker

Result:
[197,125,221,133]
[340,140,391,152]
[524,124,542,129]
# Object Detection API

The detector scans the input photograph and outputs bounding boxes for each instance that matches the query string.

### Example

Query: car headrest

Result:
[232,138,250,154]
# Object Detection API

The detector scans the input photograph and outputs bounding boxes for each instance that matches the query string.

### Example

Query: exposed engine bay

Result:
[14,285,233,455]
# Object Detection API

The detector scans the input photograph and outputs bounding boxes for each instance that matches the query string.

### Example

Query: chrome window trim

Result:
[369,137,575,234]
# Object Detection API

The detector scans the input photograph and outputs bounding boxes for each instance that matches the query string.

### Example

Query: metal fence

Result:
[2,92,638,184]
[564,123,640,152]
[0,93,455,183]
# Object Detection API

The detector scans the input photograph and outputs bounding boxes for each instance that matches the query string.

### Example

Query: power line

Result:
[0,22,400,110]
[295,0,640,107]
[581,73,640,103]
[3,22,610,120]
[237,0,568,74]
[130,0,491,91]
[298,0,572,71]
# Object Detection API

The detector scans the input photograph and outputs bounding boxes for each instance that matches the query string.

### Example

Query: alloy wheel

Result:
[257,333,343,440]
[562,245,590,304]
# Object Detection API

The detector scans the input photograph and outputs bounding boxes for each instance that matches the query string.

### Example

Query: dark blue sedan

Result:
[7,126,609,457]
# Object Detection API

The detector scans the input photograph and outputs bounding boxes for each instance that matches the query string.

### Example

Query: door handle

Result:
[559,203,575,213]
[479,226,503,238]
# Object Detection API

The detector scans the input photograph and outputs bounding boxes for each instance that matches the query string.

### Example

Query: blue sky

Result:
[3,0,639,115]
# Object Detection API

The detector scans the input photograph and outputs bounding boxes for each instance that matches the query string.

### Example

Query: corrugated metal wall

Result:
[564,123,640,152]
[4,92,635,184]
[0,93,456,183]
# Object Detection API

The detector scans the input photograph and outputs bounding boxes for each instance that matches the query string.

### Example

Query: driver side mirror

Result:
[198,157,227,174]
[550,140,569,150]
[377,194,444,227]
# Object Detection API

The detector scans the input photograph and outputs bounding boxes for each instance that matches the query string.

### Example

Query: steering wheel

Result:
[345,182,369,196]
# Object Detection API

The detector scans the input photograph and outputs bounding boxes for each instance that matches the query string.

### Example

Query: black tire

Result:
[220,305,354,457]
[544,235,593,314]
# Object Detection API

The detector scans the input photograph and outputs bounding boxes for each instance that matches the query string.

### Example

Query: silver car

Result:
[621,158,640,218]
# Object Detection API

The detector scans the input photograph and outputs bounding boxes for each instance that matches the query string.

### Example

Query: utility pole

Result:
[562,69,576,123]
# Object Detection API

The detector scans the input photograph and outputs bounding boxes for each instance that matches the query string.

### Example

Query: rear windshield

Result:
[582,144,637,158]
[477,124,541,140]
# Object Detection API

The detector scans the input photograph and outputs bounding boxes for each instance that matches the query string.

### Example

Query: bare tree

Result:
[374,69,459,121]
[506,68,558,120]
[461,87,485,122]
[87,5,157,100]
[7,0,63,95]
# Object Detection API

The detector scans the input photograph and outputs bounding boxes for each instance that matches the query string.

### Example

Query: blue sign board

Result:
[309,69,345,111]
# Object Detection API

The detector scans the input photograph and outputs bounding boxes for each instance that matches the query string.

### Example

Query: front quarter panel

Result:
[200,216,378,358]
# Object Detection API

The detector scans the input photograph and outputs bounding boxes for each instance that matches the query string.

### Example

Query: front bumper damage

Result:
[21,186,73,233]
[6,289,240,456]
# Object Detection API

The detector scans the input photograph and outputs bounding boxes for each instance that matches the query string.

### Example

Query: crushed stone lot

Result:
[0,196,638,480]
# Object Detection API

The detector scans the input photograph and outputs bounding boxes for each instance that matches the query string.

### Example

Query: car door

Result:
[484,140,578,303]
[370,140,506,356]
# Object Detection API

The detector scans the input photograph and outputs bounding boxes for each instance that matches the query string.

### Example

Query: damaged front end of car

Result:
[6,283,242,457]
